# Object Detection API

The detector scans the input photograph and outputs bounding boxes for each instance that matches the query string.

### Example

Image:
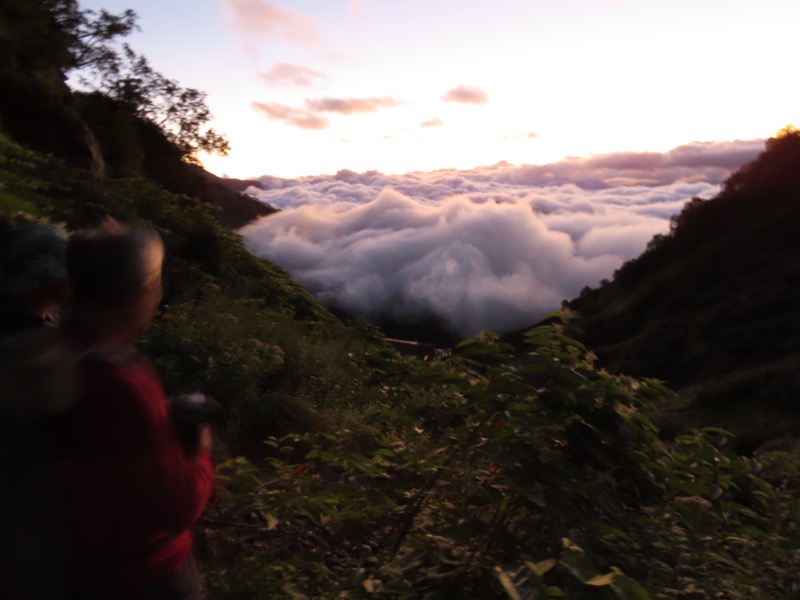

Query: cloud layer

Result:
[240,140,764,338]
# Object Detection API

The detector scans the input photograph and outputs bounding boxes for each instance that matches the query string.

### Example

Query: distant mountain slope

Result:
[73,91,276,230]
[568,129,800,445]
[198,169,278,229]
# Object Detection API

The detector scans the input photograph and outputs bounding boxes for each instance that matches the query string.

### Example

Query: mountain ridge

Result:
[568,128,800,445]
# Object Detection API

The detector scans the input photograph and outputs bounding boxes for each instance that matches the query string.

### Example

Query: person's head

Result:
[0,222,70,318]
[66,220,164,346]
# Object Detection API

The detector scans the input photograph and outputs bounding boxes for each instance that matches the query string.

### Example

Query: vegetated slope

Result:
[569,129,800,445]
[2,131,449,457]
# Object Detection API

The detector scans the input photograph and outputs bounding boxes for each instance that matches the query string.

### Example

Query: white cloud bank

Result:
[240,140,764,338]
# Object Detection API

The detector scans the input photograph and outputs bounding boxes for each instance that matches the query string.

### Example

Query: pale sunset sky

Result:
[77,0,799,180]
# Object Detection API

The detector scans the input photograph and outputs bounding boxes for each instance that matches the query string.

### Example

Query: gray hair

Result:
[67,220,164,307]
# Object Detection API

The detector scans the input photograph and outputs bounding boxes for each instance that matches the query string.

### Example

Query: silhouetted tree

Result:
[52,0,138,72]
[81,46,230,163]
[0,0,229,164]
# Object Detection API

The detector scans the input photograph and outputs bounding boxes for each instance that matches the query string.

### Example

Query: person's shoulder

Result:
[0,296,44,338]
[79,348,138,368]
[79,351,157,385]
[78,350,165,410]
[0,327,79,418]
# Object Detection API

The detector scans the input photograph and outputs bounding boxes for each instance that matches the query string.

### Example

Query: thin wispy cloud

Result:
[240,140,764,337]
[502,132,539,141]
[442,85,488,105]
[251,101,329,129]
[306,96,405,114]
[226,0,319,44]
[350,0,372,21]
[261,62,329,86]
[252,95,405,128]
[421,118,444,128]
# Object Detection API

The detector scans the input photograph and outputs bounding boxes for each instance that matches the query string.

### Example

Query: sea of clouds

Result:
[240,140,764,338]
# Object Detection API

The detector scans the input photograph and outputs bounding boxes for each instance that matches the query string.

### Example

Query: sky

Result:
[75,0,794,337]
[77,0,799,180]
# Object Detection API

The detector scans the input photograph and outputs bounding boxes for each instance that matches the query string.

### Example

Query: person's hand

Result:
[199,424,213,455]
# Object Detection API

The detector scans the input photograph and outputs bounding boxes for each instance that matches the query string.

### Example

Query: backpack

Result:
[0,328,80,599]
[0,328,80,418]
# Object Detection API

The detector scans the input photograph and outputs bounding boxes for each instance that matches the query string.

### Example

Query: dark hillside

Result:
[569,129,800,444]
[72,91,276,229]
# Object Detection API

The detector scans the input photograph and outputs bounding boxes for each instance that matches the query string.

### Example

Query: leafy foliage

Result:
[0,134,65,223]
[203,313,800,599]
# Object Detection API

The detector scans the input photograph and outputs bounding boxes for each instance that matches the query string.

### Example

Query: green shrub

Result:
[204,312,800,599]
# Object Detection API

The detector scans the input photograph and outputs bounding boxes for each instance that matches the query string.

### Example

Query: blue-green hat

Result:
[0,223,69,297]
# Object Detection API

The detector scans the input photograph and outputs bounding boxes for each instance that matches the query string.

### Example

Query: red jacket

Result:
[52,354,213,596]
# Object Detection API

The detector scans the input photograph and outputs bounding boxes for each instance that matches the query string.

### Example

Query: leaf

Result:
[526,558,557,577]
[586,572,615,586]
[610,569,650,600]
[707,484,723,501]
[560,550,600,583]
[373,448,397,459]
[494,567,522,600]
[512,481,547,507]
[561,335,587,350]
[546,587,566,598]
[590,521,631,541]
[363,578,378,593]
[561,538,584,553]
[0,190,39,216]
[214,486,233,503]
[704,551,744,571]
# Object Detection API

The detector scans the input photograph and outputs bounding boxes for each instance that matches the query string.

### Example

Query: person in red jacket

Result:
[52,221,214,599]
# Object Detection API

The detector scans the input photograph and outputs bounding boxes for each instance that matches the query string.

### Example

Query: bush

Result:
[203,312,800,599]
